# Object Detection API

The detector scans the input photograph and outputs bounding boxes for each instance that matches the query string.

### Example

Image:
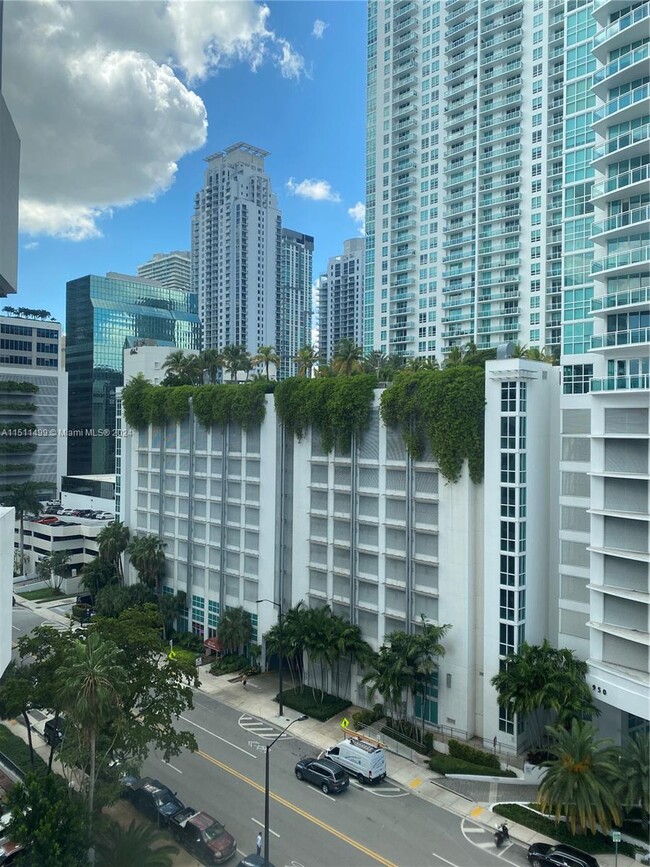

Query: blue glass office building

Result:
[66,273,200,475]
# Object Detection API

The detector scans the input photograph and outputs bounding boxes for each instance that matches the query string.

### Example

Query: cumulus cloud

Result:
[348,201,366,235]
[312,20,328,39]
[3,1,306,240]
[23,241,39,251]
[286,178,341,203]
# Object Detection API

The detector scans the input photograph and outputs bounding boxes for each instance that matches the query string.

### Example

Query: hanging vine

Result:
[274,374,378,452]
[380,367,486,483]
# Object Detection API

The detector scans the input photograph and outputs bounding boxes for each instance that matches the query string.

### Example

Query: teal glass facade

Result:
[66,274,200,475]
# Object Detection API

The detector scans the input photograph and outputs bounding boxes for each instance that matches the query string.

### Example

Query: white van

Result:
[324,737,387,785]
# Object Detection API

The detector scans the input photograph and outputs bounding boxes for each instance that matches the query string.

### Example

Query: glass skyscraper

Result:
[66,272,200,475]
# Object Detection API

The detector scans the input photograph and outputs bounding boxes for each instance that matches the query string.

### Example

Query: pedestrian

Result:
[242,673,248,689]
[256,831,262,856]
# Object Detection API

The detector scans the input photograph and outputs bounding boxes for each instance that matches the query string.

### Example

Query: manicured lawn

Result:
[16,587,66,602]
[0,725,48,777]
[281,686,351,722]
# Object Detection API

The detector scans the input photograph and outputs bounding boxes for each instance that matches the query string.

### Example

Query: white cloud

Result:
[348,201,366,235]
[3,1,306,241]
[23,241,39,251]
[312,20,328,39]
[286,178,341,203]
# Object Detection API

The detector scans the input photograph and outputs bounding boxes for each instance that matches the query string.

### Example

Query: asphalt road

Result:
[142,693,531,867]
[11,602,531,867]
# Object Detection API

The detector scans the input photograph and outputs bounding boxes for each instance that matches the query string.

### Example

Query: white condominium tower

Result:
[192,143,281,356]
[278,229,314,379]
[320,238,365,364]
[365,0,566,363]
[137,251,191,293]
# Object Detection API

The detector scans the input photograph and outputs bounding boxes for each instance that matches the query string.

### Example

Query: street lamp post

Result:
[263,715,307,867]
[256,598,284,717]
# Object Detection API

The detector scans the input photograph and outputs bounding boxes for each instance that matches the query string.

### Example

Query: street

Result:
[11,600,531,867]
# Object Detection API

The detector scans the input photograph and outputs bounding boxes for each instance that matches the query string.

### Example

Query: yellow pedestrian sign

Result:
[341,717,350,729]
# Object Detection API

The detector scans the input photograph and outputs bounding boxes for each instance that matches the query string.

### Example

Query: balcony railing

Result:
[591,327,650,349]
[591,163,650,199]
[591,245,650,274]
[593,84,650,124]
[593,43,650,86]
[591,286,649,312]
[590,374,650,392]
[592,123,650,161]
[591,204,650,238]
[594,2,650,48]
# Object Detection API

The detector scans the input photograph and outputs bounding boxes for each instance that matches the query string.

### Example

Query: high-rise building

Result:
[192,143,281,357]
[573,0,648,734]
[0,0,19,298]
[65,272,200,476]
[314,274,328,362]
[137,251,191,294]
[365,0,567,363]
[320,238,365,364]
[0,315,66,497]
[278,229,314,379]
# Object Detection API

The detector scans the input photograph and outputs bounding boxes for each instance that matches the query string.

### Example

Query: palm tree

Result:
[239,352,254,381]
[525,345,556,364]
[614,731,650,834]
[255,345,280,380]
[0,661,37,770]
[217,606,253,655]
[363,350,388,376]
[221,344,246,382]
[35,550,70,590]
[331,338,364,375]
[96,520,130,585]
[294,344,319,378]
[198,349,223,384]
[60,633,125,826]
[444,345,466,367]
[95,819,179,867]
[539,719,622,834]
[404,357,439,371]
[126,534,167,595]
[162,350,188,380]
[3,481,43,574]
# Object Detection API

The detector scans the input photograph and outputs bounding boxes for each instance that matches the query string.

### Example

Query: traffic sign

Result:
[340,717,350,729]
[612,831,621,843]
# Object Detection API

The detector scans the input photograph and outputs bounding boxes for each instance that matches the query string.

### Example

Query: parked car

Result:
[122,776,184,826]
[76,593,94,608]
[169,808,236,863]
[0,839,25,865]
[294,757,349,794]
[95,512,114,520]
[60,509,74,516]
[37,516,58,524]
[43,716,65,747]
[527,843,600,867]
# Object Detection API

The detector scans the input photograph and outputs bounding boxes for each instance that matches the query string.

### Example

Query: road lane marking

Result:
[251,817,280,838]
[197,749,398,867]
[469,806,484,818]
[463,827,485,834]
[161,759,183,774]
[180,716,258,759]
[431,854,460,867]
[408,777,423,788]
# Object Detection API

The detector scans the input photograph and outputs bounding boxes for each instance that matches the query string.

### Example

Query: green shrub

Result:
[493,804,635,857]
[71,604,92,622]
[209,654,249,676]
[171,631,204,654]
[0,381,39,394]
[281,687,351,722]
[0,727,48,777]
[352,703,384,731]
[448,738,500,769]
[428,751,517,777]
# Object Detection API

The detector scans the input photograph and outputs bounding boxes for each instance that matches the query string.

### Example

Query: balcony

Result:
[593,3,650,60]
[592,122,650,168]
[483,9,524,35]
[391,233,416,246]
[591,204,650,240]
[591,286,649,314]
[446,0,478,26]
[593,43,650,98]
[590,327,650,351]
[593,84,650,131]
[392,74,417,91]
[590,374,650,393]
[444,109,477,129]
[393,1,417,20]
[591,163,650,203]
[591,245,650,276]
[445,63,478,85]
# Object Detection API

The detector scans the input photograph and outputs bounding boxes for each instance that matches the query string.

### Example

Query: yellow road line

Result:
[470,806,484,819]
[197,749,399,867]
[408,777,423,789]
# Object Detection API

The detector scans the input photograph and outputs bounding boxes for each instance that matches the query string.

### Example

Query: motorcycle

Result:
[494,822,509,848]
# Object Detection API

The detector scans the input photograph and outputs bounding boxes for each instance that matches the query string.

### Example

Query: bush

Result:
[352,703,384,731]
[209,654,249,676]
[0,727,48,778]
[493,804,636,857]
[429,751,517,777]
[281,687,351,723]
[171,632,204,654]
[71,604,91,622]
[448,738,500,770]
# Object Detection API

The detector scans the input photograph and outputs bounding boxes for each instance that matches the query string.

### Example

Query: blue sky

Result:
[6,1,367,325]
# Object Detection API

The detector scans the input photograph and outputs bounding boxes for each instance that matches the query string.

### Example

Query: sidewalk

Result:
[196,667,641,867]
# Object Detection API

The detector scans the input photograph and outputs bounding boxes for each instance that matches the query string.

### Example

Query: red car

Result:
[169,808,236,863]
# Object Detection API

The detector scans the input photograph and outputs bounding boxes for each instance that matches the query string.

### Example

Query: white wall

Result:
[0,506,15,677]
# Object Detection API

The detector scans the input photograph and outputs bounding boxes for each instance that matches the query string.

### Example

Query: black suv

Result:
[528,843,600,867]
[122,776,184,826]
[43,716,65,747]
[294,757,349,794]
